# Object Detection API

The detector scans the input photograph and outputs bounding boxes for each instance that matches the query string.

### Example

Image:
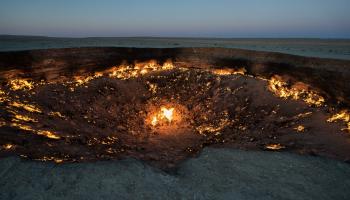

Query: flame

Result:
[140,69,148,75]
[35,156,66,163]
[265,143,285,150]
[37,130,61,140]
[87,136,118,146]
[146,82,158,94]
[9,102,42,113]
[8,79,35,91]
[2,144,14,150]
[9,122,60,139]
[151,116,158,126]
[150,106,175,126]
[10,122,34,131]
[327,110,350,132]
[295,112,313,119]
[54,159,63,163]
[195,110,231,135]
[0,120,5,127]
[108,60,175,80]
[74,73,102,86]
[12,114,37,123]
[48,111,65,119]
[294,125,305,132]
[0,89,7,103]
[211,68,246,76]
[196,118,231,135]
[161,107,174,122]
[34,60,176,91]
[268,76,324,107]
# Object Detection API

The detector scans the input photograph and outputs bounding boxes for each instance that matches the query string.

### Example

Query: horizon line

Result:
[1,34,350,40]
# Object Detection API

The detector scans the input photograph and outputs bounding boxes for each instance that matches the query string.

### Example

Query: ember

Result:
[2,144,14,150]
[8,79,35,91]
[294,125,305,132]
[268,76,325,107]
[265,144,285,150]
[327,110,350,132]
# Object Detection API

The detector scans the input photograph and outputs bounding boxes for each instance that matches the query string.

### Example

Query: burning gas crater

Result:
[0,60,350,168]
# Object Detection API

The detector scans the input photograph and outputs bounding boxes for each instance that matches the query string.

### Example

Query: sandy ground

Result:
[0,148,350,200]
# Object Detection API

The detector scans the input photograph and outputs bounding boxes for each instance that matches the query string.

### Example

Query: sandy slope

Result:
[0,148,350,200]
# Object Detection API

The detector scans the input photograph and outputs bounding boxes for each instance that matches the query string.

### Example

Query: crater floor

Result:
[0,63,350,169]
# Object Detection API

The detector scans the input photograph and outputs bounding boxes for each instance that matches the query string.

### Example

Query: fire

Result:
[161,107,174,122]
[2,144,14,150]
[48,111,65,119]
[74,73,103,86]
[211,68,246,76]
[53,60,176,89]
[8,79,35,91]
[35,156,66,163]
[268,76,324,107]
[327,110,350,132]
[9,102,42,113]
[108,60,175,80]
[147,82,158,94]
[151,116,158,126]
[12,114,38,123]
[150,106,175,126]
[294,125,305,132]
[10,122,34,131]
[265,143,285,150]
[37,130,61,140]
[196,118,231,135]
[0,89,7,103]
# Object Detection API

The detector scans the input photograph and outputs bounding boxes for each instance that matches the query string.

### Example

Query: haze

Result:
[0,0,349,38]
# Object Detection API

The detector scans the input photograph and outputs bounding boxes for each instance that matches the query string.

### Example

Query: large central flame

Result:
[161,107,174,122]
[150,106,175,126]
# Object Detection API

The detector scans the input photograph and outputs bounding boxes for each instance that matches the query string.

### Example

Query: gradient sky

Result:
[0,0,349,38]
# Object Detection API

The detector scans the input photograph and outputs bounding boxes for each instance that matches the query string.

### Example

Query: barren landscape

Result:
[0,47,350,170]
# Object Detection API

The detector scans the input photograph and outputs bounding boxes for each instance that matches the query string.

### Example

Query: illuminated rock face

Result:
[0,47,350,169]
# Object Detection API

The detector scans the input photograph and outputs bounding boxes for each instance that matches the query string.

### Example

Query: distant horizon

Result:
[1,0,349,39]
[1,34,350,40]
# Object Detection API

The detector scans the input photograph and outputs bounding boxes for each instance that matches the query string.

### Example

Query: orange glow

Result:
[108,60,175,80]
[211,68,246,76]
[2,144,14,150]
[268,76,324,107]
[327,110,350,132]
[294,125,305,132]
[149,106,176,127]
[74,73,102,86]
[37,130,61,140]
[161,107,174,122]
[151,116,158,126]
[9,102,42,113]
[8,79,35,91]
[265,143,285,150]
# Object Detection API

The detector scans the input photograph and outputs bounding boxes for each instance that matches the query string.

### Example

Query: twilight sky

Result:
[0,0,349,38]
